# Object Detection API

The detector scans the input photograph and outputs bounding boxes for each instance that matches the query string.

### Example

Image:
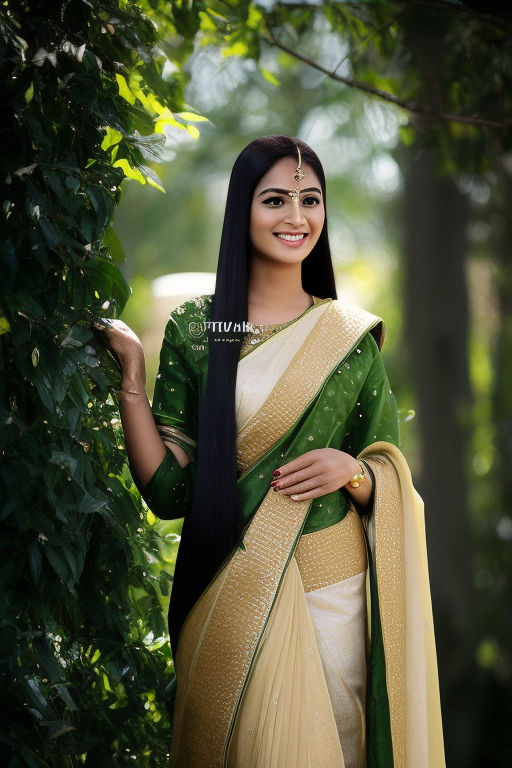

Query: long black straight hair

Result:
[168,135,338,655]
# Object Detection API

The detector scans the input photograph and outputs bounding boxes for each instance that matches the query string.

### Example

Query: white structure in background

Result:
[152,271,216,306]
[144,272,216,365]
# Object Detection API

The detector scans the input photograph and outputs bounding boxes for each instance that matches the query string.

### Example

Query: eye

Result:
[302,196,321,206]
[262,196,285,207]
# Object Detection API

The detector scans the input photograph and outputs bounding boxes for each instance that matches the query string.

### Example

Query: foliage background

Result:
[1,1,511,766]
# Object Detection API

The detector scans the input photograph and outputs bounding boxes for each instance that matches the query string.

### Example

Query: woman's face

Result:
[249,156,325,266]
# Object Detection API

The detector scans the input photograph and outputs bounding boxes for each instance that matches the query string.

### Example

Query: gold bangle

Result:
[348,460,366,488]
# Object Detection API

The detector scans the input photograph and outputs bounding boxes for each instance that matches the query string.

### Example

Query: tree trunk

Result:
[401,145,474,763]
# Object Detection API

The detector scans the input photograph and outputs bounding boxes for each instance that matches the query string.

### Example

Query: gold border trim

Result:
[295,506,368,592]
[239,295,330,358]
[172,491,311,767]
[237,300,382,474]
[360,451,406,768]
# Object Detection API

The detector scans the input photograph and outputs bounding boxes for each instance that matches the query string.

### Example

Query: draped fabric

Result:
[140,294,445,768]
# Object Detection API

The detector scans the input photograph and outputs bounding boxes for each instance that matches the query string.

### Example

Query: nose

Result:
[284,197,306,227]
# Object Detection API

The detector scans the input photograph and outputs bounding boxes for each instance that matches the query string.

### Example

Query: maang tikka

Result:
[288,144,304,201]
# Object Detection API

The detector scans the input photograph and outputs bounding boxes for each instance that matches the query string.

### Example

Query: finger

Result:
[273,450,318,478]
[271,467,324,490]
[275,477,322,495]
[289,486,325,501]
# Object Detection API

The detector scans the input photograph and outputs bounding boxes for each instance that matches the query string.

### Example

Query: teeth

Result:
[276,233,306,242]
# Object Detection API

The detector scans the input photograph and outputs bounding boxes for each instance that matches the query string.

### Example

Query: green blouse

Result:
[141,294,400,535]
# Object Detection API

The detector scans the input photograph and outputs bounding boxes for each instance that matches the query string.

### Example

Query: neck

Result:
[247,258,312,324]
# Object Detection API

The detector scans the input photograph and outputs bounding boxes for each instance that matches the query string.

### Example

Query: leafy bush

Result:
[0,1,200,764]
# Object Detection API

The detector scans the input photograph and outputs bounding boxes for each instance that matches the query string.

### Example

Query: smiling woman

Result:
[249,157,325,276]
[99,135,445,768]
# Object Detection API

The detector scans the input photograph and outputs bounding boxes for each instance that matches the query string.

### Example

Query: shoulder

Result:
[164,294,213,340]
[169,294,213,325]
[162,294,213,366]
[330,298,385,350]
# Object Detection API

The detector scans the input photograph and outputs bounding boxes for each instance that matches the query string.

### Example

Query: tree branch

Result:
[264,30,509,130]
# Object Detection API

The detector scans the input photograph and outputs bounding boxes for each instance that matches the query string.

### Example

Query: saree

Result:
[143,295,445,768]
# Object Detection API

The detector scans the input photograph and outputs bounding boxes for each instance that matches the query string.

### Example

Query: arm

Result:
[100,315,195,519]
[267,335,399,506]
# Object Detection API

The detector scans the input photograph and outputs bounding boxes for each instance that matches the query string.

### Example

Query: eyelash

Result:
[262,196,320,207]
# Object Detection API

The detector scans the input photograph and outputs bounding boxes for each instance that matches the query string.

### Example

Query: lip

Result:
[273,232,309,248]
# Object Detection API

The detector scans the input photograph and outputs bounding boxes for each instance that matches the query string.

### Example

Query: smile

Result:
[274,233,307,242]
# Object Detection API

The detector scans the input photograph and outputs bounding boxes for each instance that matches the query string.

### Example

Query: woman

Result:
[102,136,445,768]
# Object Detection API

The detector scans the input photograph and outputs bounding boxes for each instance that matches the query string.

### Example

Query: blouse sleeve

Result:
[140,313,198,520]
[341,333,400,457]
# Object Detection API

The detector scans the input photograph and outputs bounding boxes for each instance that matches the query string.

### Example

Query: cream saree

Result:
[165,298,445,768]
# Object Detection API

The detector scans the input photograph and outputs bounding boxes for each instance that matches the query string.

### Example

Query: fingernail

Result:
[270,481,278,488]
[272,485,280,492]
[290,494,299,500]
[273,470,281,477]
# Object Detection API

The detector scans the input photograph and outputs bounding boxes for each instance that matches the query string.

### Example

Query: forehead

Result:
[253,156,321,194]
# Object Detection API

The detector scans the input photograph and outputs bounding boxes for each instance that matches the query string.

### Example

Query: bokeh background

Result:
[117,10,512,766]
[2,1,511,766]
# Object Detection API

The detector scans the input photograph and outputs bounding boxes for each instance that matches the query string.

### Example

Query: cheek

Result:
[250,206,277,236]
[309,208,325,233]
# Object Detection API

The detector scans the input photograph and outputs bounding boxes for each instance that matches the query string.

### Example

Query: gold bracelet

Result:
[348,460,366,488]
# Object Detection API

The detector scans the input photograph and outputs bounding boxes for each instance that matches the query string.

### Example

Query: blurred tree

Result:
[116,1,512,764]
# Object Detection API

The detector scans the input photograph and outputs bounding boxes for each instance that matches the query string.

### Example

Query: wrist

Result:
[344,458,366,489]
[121,368,146,392]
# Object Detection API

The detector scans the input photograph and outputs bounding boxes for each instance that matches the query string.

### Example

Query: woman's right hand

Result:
[96,319,146,388]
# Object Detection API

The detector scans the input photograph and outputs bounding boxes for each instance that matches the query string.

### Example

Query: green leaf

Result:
[38,218,61,251]
[54,685,78,710]
[34,639,64,682]
[26,679,51,715]
[101,126,123,151]
[0,313,11,334]
[85,184,111,230]
[184,124,200,140]
[44,546,69,584]
[78,493,108,515]
[260,68,280,86]
[103,227,126,263]
[115,73,136,105]
[47,721,76,739]
[141,165,165,194]
[14,292,45,319]
[175,111,209,122]
[83,255,131,315]
[25,82,34,103]
[112,158,146,185]
[28,540,43,584]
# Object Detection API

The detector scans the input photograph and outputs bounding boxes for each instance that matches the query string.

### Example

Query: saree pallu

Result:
[162,298,445,768]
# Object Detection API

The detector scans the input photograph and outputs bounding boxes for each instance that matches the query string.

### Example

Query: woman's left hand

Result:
[270,448,366,501]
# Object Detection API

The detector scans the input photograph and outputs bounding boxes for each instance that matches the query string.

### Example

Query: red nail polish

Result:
[270,481,278,487]
[272,485,280,492]
[273,470,281,477]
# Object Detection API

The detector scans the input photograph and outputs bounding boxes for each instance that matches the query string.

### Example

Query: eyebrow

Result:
[256,186,322,197]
